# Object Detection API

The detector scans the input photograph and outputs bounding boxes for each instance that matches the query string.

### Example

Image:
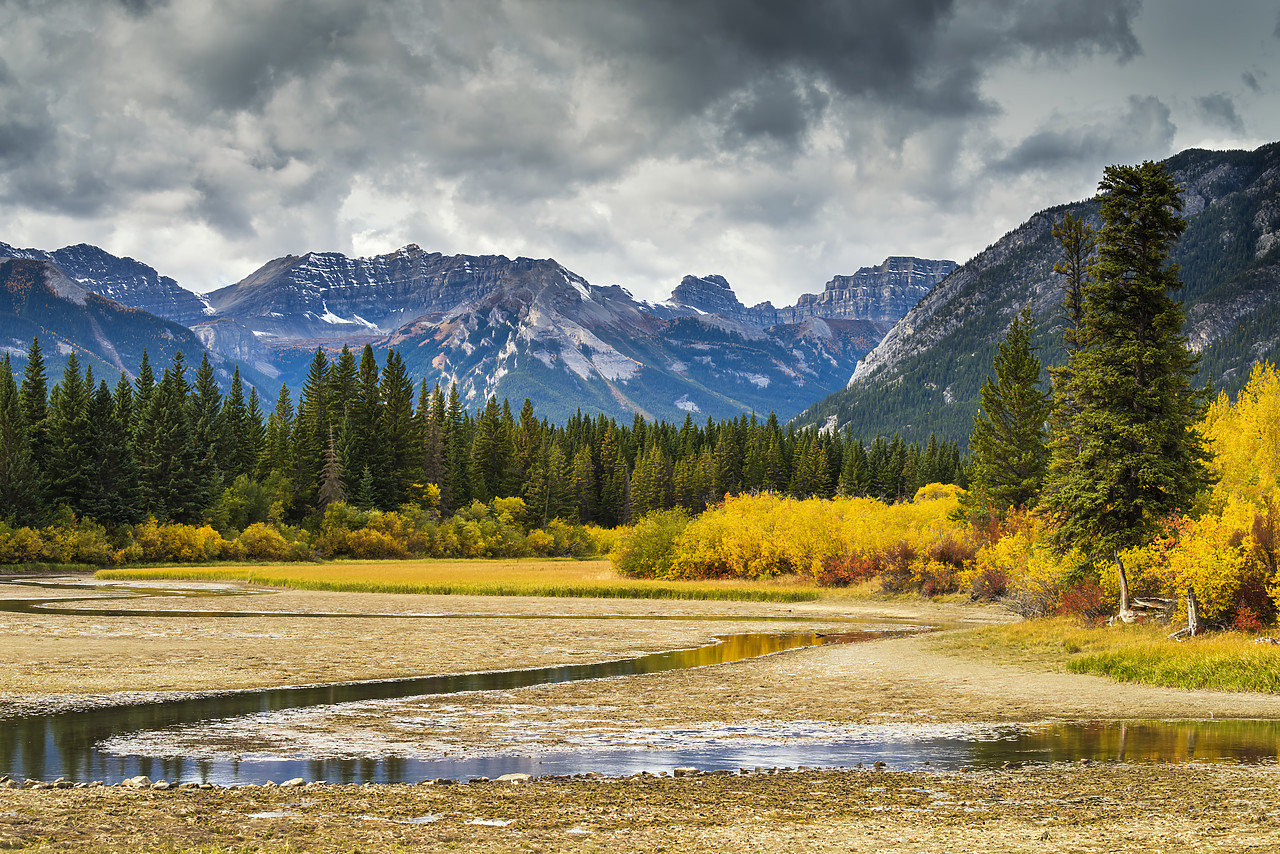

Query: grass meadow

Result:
[949,617,1280,693]
[96,558,826,602]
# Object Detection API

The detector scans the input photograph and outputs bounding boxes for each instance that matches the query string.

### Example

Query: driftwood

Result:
[1167,586,1201,641]
[1114,551,1136,624]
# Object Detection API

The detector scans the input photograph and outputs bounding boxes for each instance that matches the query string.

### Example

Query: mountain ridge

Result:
[796,141,1280,445]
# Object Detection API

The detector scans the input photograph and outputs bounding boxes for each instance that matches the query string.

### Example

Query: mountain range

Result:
[5,140,1276,435]
[794,141,1280,443]
[0,237,954,423]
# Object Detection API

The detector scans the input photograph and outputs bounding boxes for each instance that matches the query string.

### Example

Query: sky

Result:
[0,0,1277,307]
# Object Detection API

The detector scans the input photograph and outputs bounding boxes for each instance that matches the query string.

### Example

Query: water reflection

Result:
[0,630,859,784]
[974,720,1280,765]
[6,578,1280,785]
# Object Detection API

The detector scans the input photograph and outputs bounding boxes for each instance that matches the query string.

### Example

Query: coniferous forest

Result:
[0,336,964,565]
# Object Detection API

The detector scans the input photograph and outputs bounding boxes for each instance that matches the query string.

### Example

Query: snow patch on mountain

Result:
[675,394,700,413]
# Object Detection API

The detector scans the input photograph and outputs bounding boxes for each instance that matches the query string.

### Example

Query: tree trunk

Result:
[1187,586,1199,636]
[1115,551,1136,623]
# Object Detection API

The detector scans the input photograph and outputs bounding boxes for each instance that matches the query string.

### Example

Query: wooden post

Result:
[1115,551,1136,623]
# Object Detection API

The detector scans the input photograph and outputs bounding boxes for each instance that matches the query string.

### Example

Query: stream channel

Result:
[4,578,1280,785]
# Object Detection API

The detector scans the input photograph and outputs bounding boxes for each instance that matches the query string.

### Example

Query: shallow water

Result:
[4,578,1280,784]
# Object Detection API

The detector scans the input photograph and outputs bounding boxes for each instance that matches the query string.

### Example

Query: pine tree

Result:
[0,355,40,523]
[630,442,672,519]
[318,425,346,512]
[839,439,867,496]
[294,348,331,510]
[44,351,95,516]
[1045,161,1212,558]
[1047,211,1098,484]
[571,443,597,522]
[469,396,506,502]
[443,384,470,511]
[597,423,623,526]
[380,349,416,506]
[961,308,1051,523]
[135,352,202,522]
[18,338,49,484]
[258,384,295,483]
[133,349,155,418]
[421,383,446,493]
[222,367,252,480]
[188,352,226,503]
[84,380,141,527]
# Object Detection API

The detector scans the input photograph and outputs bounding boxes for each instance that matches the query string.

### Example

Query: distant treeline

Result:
[0,338,965,533]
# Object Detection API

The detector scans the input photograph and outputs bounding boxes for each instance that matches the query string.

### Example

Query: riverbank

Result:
[6,577,1280,851]
[4,764,1279,853]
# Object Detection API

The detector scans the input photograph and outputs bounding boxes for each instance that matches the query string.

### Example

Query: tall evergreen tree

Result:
[222,367,252,480]
[443,383,470,511]
[421,383,446,493]
[380,349,416,506]
[960,308,1051,524]
[135,352,202,522]
[84,380,141,527]
[0,355,40,523]
[44,351,95,516]
[1044,161,1212,558]
[318,425,347,512]
[133,349,155,419]
[1047,211,1098,483]
[188,352,226,502]
[18,338,49,484]
[294,348,331,510]
[258,384,294,483]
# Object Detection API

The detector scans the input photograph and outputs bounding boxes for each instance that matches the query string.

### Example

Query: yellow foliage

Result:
[1205,360,1280,502]
[133,518,238,563]
[972,515,1081,616]
[652,491,968,582]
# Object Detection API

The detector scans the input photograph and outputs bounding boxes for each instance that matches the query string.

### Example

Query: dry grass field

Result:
[97,559,826,601]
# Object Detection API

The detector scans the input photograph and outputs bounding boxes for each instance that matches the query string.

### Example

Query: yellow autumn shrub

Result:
[1205,360,1280,502]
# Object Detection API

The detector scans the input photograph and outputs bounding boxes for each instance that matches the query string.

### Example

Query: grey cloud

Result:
[993,95,1176,175]
[1243,71,1261,92]
[1195,93,1245,135]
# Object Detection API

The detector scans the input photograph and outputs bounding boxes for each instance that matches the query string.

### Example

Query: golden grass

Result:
[97,559,825,602]
[948,617,1280,693]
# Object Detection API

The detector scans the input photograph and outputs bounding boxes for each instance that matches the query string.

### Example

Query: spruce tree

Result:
[85,380,141,527]
[0,355,40,523]
[189,352,226,502]
[44,351,95,516]
[18,338,49,485]
[294,348,331,510]
[258,384,295,483]
[1044,161,1212,558]
[960,308,1051,524]
[135,352,202,522]
[379,349,415,506]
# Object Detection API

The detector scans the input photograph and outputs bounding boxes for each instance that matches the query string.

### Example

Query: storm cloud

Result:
[0,0,1274,306]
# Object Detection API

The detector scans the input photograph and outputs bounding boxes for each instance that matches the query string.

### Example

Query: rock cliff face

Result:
[667,257,956,328]
[206,245,607,340]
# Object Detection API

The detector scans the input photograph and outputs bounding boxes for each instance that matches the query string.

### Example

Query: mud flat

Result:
[4,576,1280,851]
[3,765,1280,853]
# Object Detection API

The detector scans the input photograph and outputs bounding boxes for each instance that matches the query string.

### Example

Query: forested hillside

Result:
[0,337,964,564]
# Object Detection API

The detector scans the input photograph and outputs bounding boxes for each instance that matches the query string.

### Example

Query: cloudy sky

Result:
[1,0,1277,306]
